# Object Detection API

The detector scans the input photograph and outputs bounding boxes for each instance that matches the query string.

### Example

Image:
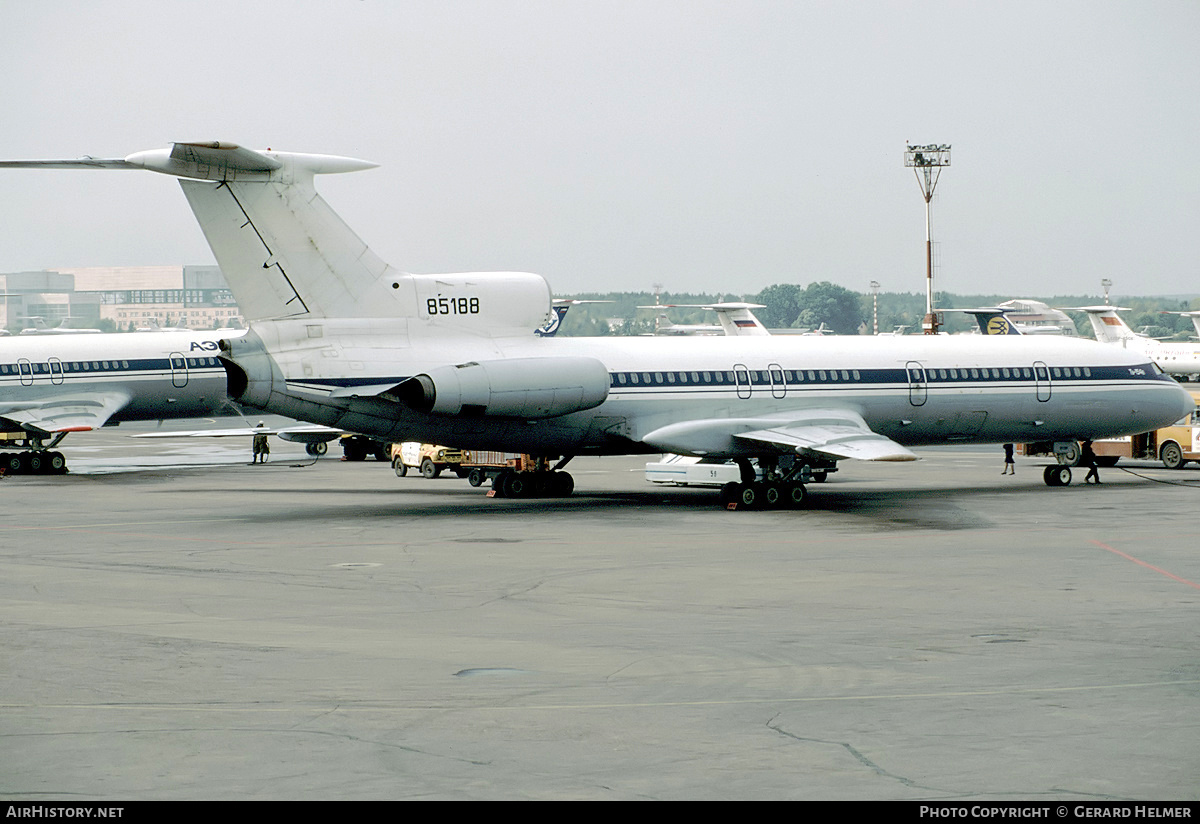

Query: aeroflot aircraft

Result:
[2,142,1192,506]
[0,330,231,473]
[1072,306,1200,378]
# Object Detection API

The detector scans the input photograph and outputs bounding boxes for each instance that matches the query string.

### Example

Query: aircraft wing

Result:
[733,413,918,462]
[0,390,132,433]
[132,423,343,443]
[643,407,918,462]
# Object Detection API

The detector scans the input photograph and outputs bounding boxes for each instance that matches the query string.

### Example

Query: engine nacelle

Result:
[397,357,610,419]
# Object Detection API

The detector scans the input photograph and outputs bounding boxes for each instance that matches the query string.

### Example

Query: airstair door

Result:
[906,361,928,407]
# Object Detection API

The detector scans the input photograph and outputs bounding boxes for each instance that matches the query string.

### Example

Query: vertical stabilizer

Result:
[1075,306,1138,344]
[180,170,404,322]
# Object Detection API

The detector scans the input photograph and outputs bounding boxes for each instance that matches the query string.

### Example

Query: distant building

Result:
[0,265,243,332]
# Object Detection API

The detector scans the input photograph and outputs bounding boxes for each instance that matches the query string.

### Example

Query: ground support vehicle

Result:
[390,442,465,478]
[463,452,574,498]
[341,435,389,462]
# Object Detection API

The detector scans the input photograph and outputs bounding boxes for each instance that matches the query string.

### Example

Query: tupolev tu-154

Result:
[2,142,1191,506]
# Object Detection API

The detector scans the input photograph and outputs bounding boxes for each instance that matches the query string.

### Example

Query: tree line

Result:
[556,284,1200,339]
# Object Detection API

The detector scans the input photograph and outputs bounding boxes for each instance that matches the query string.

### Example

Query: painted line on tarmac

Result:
[1090,539,1200,590]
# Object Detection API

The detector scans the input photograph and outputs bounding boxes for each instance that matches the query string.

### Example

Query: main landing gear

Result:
[2,450,68,476]
[2,432,70,476]
[486,455,575,499]
[717,456,828,510]
[719,479,807,510]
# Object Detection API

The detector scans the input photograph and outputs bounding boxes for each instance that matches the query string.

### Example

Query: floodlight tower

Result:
[904,144,951,334]
[870,280,881,336]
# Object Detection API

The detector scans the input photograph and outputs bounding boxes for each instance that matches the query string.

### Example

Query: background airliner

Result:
[0,331,231,473]
[2,142,1191,506]
[1072,306,1200,378]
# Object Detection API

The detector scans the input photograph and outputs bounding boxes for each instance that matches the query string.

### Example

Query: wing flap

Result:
[1,391,132,433]
[643,407,918,462]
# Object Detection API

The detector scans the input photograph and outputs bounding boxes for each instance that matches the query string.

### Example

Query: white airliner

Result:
[0,330,232,473]
[2,142,1191,505]
[640,303,770,336]
[1072,306,1200,377]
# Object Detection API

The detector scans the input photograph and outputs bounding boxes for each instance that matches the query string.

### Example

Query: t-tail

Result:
[0,142,555,336]
[956,308,1024,336]
[1070,306,1139,344]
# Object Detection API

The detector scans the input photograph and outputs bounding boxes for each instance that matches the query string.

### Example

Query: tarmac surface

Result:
[2,418,1199,800]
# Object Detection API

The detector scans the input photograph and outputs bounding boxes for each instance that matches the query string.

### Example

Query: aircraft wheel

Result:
[1161,442,1184,470]
[5,453,24,474]
[1043,465,1072,487]
[468,468,485,487]
[758,482,782,509]
[550,471,574,497]
[503,472,529,498]
[394,459,408,477]
[1056,442,1081,466]
[733,483,759,510]
[786,483,807,508]
[491,470,510,497]
[719,482,741,508]
[47,452,67,474]
[26,453,42,474]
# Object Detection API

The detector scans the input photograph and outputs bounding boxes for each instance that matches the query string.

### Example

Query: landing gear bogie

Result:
[489,469,575,499]
[720,480,806,510]
[1,450,69,476]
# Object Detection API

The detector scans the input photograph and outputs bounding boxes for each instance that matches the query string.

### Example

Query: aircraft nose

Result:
[1158,380,1196,426]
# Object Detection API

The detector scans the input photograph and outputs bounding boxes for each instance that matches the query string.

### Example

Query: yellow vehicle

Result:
[390,442,465,478]
[1022,389,1200,469]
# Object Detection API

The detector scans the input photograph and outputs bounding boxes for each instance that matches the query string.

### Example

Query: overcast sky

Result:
[2,1,1197,300]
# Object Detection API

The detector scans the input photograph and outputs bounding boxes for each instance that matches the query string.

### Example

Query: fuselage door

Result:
[170,352,189,388]
[906,361,927,407]
[768,363,786,399]
[1034,360,1051,402]
[734,364,752,400]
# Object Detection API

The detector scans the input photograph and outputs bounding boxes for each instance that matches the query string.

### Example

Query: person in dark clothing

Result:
[252,422,270,464]
[1081,440,1100,484]
[1002,443,1015,475]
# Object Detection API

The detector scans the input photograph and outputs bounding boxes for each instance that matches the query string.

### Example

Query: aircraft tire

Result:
[27,453,42,474]
[5,453,24,474]
[719,482,740,508]
[736,483,759,510]
[1043,465,1072,487]
[786,483,807,508]
[1161,442,1184,470]
[551,471,574,497]
[503,472,528,498]
[758,482,781,509]
[491,470,510,497]
[47,452,67,474]
[1056,442,1081,466]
